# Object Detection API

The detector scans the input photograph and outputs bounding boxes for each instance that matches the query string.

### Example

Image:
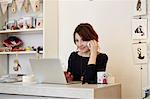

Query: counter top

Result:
[0,82,121,99]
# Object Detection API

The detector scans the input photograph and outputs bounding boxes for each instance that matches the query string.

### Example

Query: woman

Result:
[66,23,108,84]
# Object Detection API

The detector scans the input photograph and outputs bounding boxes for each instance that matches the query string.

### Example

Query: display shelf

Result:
[0,0,44,74]
[0,28,43,34]
[0,51,43,55]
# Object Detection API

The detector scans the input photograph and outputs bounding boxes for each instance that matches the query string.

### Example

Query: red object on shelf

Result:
[2,36,23,48]
[11,48,26,51]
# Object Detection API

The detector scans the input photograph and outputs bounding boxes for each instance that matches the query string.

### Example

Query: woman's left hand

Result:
[88,40,99,65]
[88,40,99,55]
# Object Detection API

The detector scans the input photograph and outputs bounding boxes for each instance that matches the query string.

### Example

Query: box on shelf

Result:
[6,20,17,30]
[17,17,36,29]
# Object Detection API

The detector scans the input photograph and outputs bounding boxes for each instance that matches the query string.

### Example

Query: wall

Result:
[44,0,58,58]
[58,0,149,99]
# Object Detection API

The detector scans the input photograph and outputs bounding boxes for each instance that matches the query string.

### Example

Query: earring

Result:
[13,59,21,71]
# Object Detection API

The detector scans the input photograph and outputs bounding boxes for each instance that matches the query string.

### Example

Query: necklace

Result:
[80,58,84,81]
[80,57,88,82]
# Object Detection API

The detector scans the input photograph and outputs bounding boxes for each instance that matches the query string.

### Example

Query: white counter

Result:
[0,82,121,99]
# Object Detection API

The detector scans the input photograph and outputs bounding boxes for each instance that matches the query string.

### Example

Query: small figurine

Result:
[11,0,17,13]
[23,0,30,13]
[13,59,21,71]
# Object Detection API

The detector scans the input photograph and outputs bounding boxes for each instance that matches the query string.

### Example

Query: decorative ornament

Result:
[35,0,40,12]
[16,0,24,11]
[23,0,30,13]
[30,0,40,12]
[13,54,21,71]
[11,0,17,13]
[0,1,9,15]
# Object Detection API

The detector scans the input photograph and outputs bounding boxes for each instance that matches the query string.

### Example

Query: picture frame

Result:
[132,42,147,64]
[133,0,147,16]
[132,18,147,40]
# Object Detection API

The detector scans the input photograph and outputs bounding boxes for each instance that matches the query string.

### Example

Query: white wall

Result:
[44,0,58,58]
[58,0,149,99]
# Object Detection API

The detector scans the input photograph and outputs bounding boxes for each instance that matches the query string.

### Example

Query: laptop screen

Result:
[30,58,67,84]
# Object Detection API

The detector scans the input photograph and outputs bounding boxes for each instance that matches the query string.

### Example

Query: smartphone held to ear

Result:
[87,42,90,48]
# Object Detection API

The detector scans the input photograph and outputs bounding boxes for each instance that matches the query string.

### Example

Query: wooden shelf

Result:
[0,51,43,55]
[0,28,43,34]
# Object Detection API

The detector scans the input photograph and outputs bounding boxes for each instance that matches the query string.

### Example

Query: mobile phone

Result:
[87,42,90,48]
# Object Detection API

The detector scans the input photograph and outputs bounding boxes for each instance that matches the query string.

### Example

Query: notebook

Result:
[30,58,81,84]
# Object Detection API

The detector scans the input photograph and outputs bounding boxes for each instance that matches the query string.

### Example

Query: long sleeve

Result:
[84,53,108,84]
[67,52,82,81]
[67,53,73,73]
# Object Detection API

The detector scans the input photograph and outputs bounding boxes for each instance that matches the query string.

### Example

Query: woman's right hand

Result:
[88,40,99,54]
[88,40,99,65]
[64,72,73,82]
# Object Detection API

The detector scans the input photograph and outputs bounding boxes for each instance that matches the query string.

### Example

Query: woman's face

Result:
[75,33,89,53]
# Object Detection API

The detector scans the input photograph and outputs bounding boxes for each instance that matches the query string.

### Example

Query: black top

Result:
[67,51,108,84]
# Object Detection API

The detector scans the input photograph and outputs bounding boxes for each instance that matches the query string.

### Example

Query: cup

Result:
[97,72,107,84]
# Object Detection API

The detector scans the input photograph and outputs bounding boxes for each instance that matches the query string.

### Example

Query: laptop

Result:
[30,58,80,84]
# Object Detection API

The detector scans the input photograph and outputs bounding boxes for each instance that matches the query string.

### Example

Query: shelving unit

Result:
[0,51,43,55]
[0,28,43,34]
[0,0,43,75]
[0,28,43,56]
